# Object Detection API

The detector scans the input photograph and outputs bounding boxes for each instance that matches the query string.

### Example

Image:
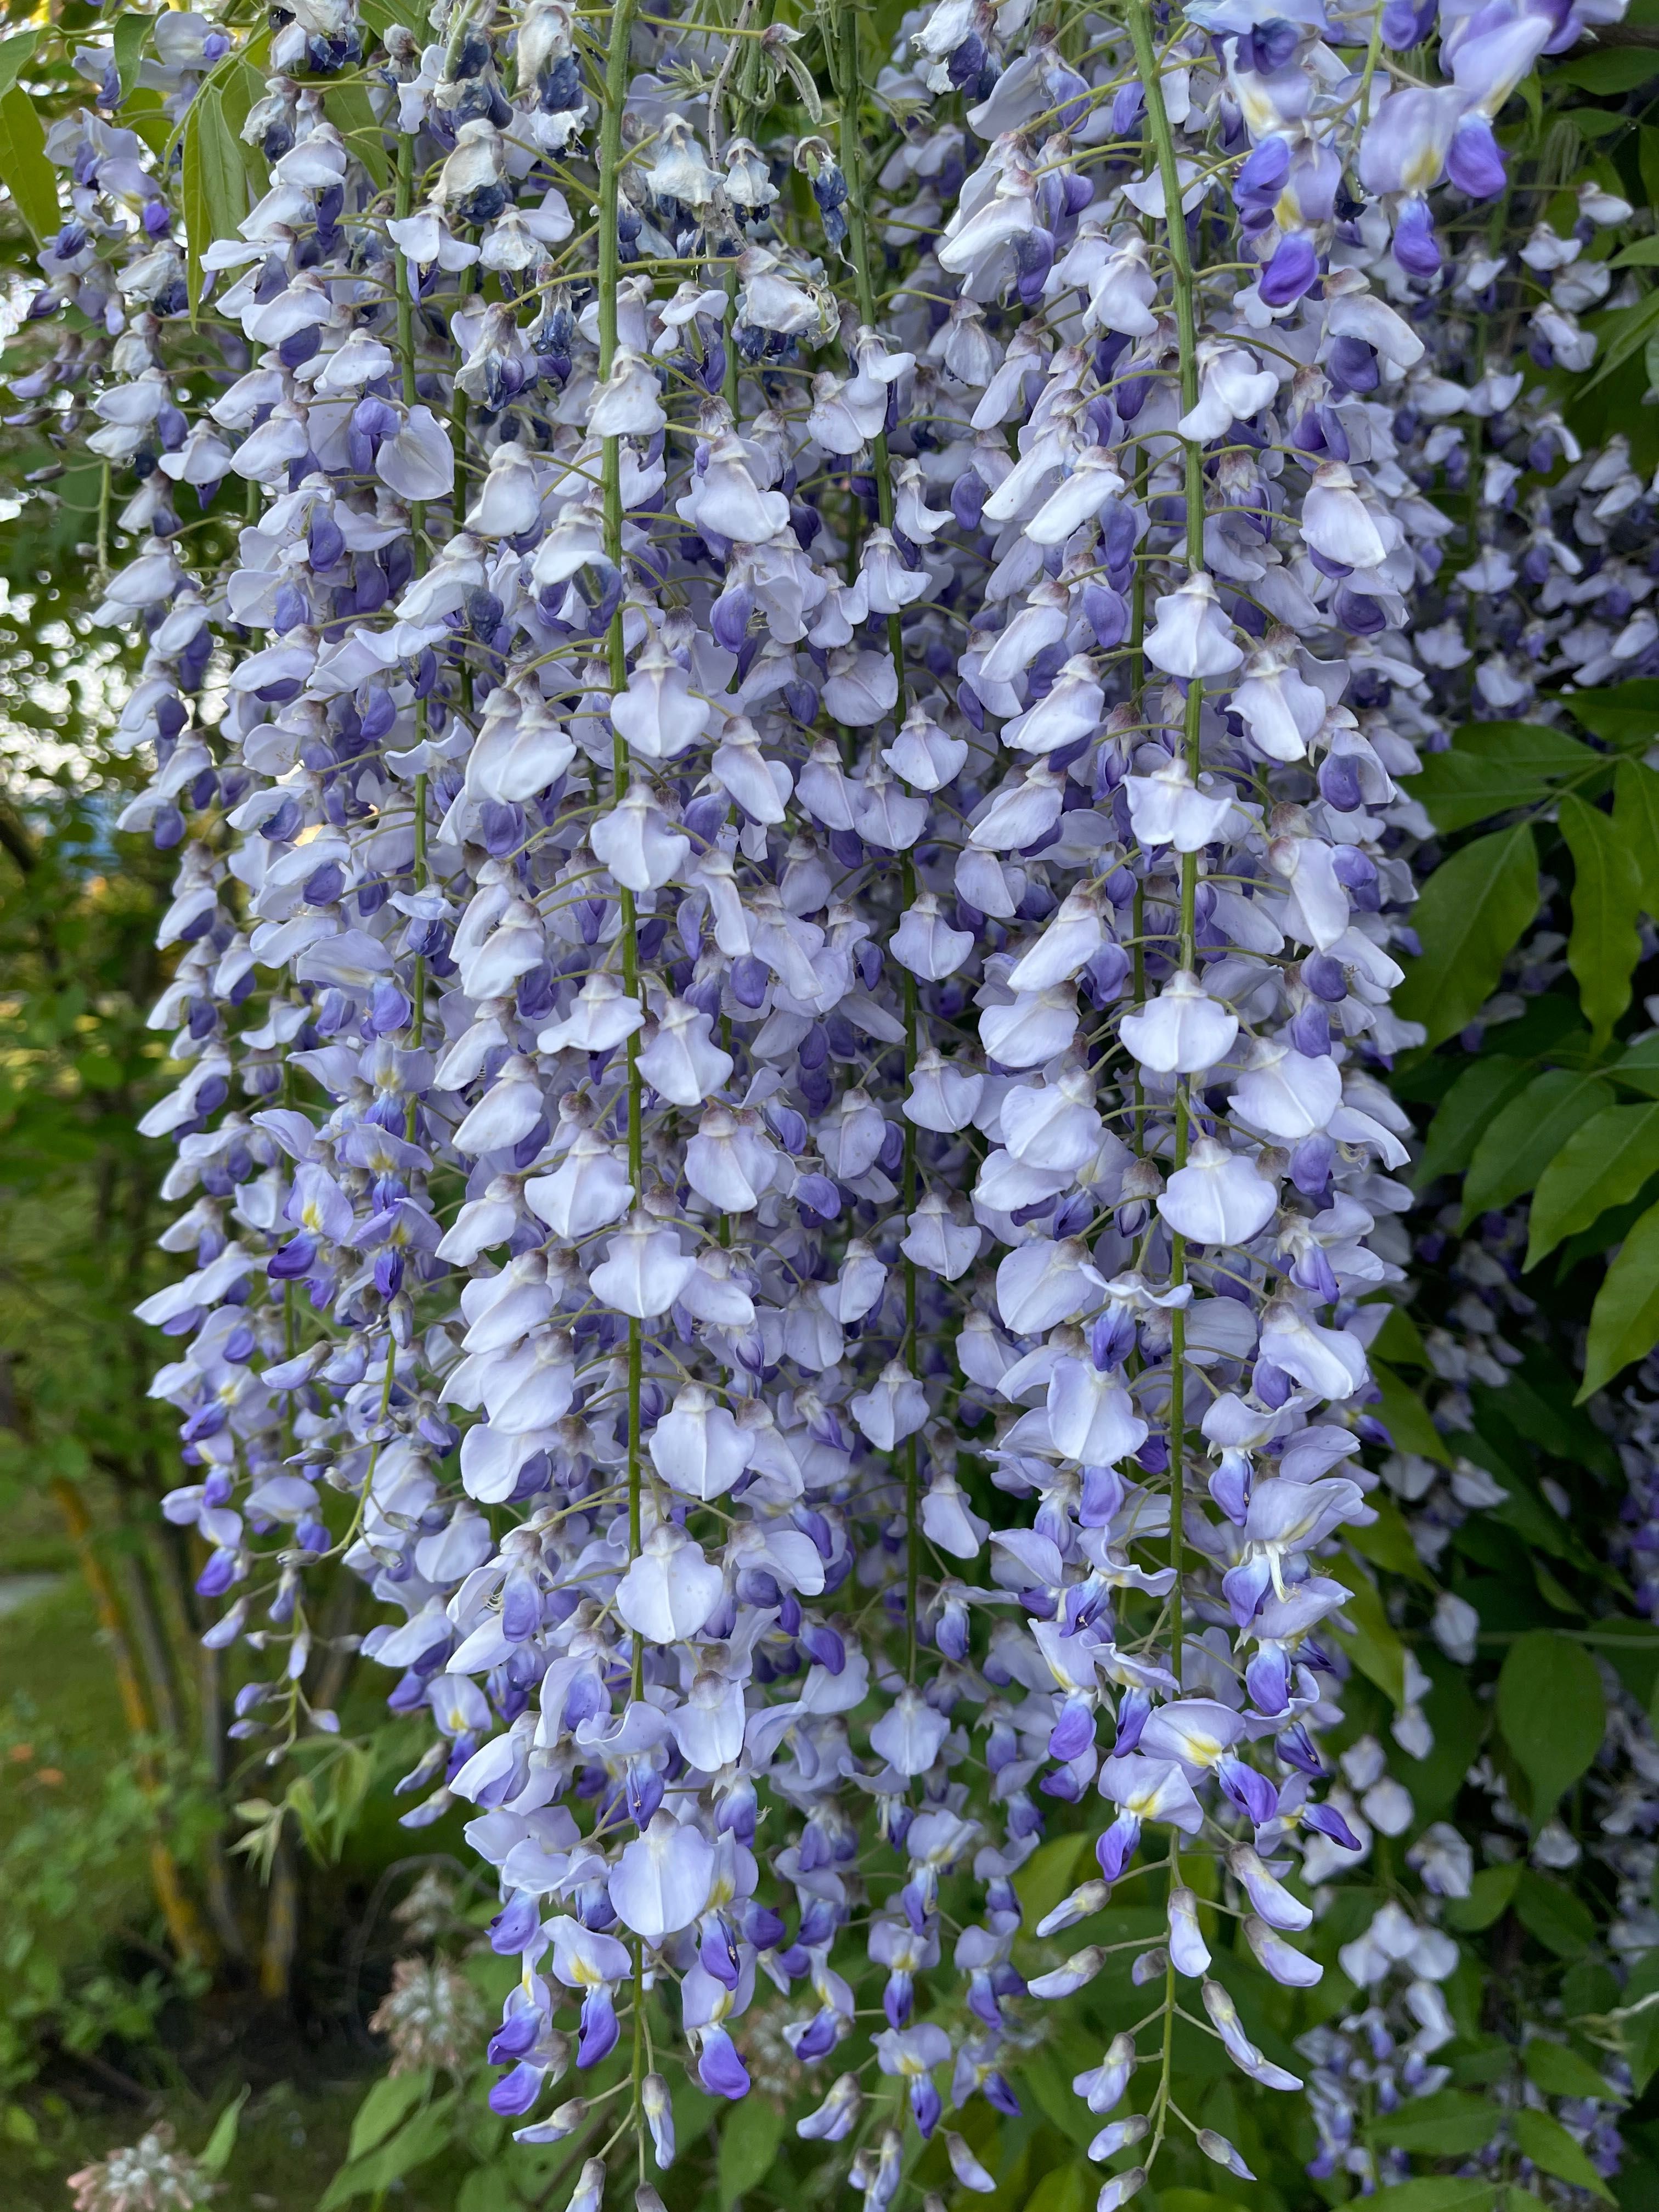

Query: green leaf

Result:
[112,16,150,98]
[1443,1863,1521,1933]
[358,0,416,35]
[1329,1555,1407,1705]
[1396,826,1539,1048]
[1557,45,1659,91]
[1511,2108,1615,2199]
[0,87,59,242]
[1514,1870,1596,1958]
[122,89,173,157]
[1523,2040,1610,2100]
[1372,2089,1501,2155]
[1013,1832,1087,1931]
[456,2170,516,2212]
[1418,1057,1531,1189]
[1624,1966,1659,2091]
[1370,1302,1429,1368]
[1526,1104,1659,1268]
[216,54,273,224]
[323,78,390,193]
[1496,1631,1607,1820]
[182,86,252,319]
[1020,2052,1098,2151]
[1613,1035,1659,1096]
[320,2094,457,2212]
[1413,1658,1486,1821]
[1370,1358,1452,1466]
[1581,1197,1659,1397]
[1465,1071,1615,1227]
[1613,236,1659,268]
[1616,758,1659,921]
[198,2087,249,2176]
[1021,2163,1090,2212]
[1567,106,1629,138]
[0,28,38,96]
[1347,1495,1434,1585]
[1481,1365,1620,1480]
[1412,724,1596,833]
[1367,2186,1498,2212]
[1560,793,1643,1044]
[1555,1184,1659,1278]
[1584,288,1659,392]
[1566,680,1659,751]
[1447,721,1598,775]
[718,2089,785,2205]
[347,2070,432,2162]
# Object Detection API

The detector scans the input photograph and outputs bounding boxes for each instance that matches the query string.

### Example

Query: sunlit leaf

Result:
[0,87,59,242]
[182,85,251,319]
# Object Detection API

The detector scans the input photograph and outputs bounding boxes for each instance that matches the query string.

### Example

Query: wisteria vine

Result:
[21,0,1659,2203]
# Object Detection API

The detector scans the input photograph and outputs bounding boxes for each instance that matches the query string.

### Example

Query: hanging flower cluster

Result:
[21,0,1647,2200]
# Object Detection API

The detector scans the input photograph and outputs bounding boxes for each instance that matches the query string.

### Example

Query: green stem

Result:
[396,129,431,1078]
[1127,0,1203,1696]
[902,896,919,1684]
[716,0,769,420]
[834,6,905,701]
[599,4,648,2175]
[837,7,921,1669]
[1357,0,1386,126]
[599,0,646,1690]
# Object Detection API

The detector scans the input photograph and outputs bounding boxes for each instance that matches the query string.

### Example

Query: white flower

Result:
[587,347,667,437]
[920,1472,988,1559]
[849,1362,929,1449]
[636,1000,735,1105]
[649,1384,755,1502]
[1046,1358,1148,1466]
[617,1522,725,1644]
[1124,758,1236,851]
[588,1214,697,1319]
[892,891,974,981]
[870,1686,949,1775]
[608,1810,715,1942]
[1157,1139,1277,1244]
[1177,342,1278,441]
[591,784,691,892]
[1143,575,1244,681]
[524,1133,635,1241]
[1118,970,1239,1075]
[376,404,455,501]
